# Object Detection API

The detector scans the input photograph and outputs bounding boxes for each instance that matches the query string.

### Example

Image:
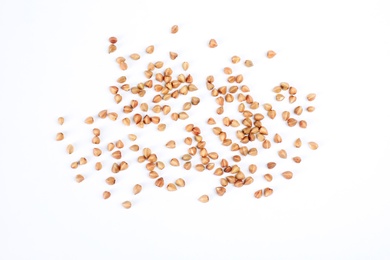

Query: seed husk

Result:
[103,191,111,199]
[169,51,178,60]
[292,156,301,163]
[267,50,276,58]
[309,142,319,150]
[299,120,307,128]
[146,45,154,54]
[209,39,218,48]
[56,132,64,141]
[231,56,241,64]
[264,174,273,182]
[254,190,262,199]
[282,171,293,179]
[216,187,226,196]
[267,162,276,169]
[198,195,209,203]
[157,124,166,131]
[167,183,177,191]
[278,149,287,159]
[166,140,176,148]
[244,60,253,67]
[112,150,122,159]
[122,201,132,209]
[155,177,164,187]
[133,184,142,195]
[106,176,116,185]
[264,188,273,197]
[75,174,84,183]
[307,93,316,101]
[175,178,185,187]
[130,53,140,60]
[171,25,179,34]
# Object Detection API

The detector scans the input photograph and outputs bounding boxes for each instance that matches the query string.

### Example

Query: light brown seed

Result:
[294,138,302,148]
[184,137,192,145]
[75,174,84,183]
[282,171,293,179]
[175,178,185,187]
[231,56,241,64]
[264,174,273,182]
[116,140,124,149]
[128,134,137,141]
[179,112,189,120]
[133,184,142,195]
[182,154,192,161]
[155,177,164,187]
[307,106,315,112]
[66,144,74,154]
[209,39,218,48]
[103,191,111,199]
[92,136,100,145]
[254,190,262,199]
[170,158,180,166]
[191,97,200,105]
[287,118,297,127]
[198,195,209,203]
[56,132,64,141]
[119,62,128,70]
[244,60,253,67]
[264,188,273,197]
[167,183,177,191]
[146,45,154,54]
[278,149,287,159]
[280,82,290,90]
[79,157,87,165]
[117,76,126,83]
[248,148,258,156]
[130,53,140,60]
[140,103,148,112]
[106,177,116,185]
[262,139,271,149]
[309,142,319,150]
[267,110,276,119]
[307,93,316,101]
[71,161,78,169]
[182,62,189,71]
[93,148,102,157]
[112,150,122,159]
[109,37,117,44]
[299,120,307,128]
[98,110,107,119]
[183,102,192,110]
[195,164,205,172]
[267,50,276,58]
[111,163,120,173]
[276,94,285,101]
[108,44,116,53]
[122,201,132,209]
[183,161,192,170]
[149,171,159,179]
[216,187,226,196]
[85,116,94,124]
[95,162,102,171]
[171,25,179,34]
[57,117,64,125]
[294,106,303,115]
[267,162,276,169]
[157,124,166,131]
[166,140,176,148]
[289,95,297,103]
[274,134,282,143]
[108,112,118,121]
[120,161,128,171]
[107,143,115,151]
[92,128,100,136]
[169,51,178,60]
[282,111,290,121]
[292,156,301,163]
[116,57,125,63]
[249,164,257,174]
[192,127,201,135]
[223,67,232,75]
[122,118,130,126]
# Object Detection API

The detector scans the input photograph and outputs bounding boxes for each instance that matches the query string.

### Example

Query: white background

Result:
[1,0,390,259]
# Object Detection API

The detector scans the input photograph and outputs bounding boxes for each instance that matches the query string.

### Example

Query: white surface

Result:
[1,0,390,259]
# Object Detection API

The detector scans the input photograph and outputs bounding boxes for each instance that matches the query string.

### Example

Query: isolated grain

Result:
[262,139,271,149]
[93,148,102,156]
[278,149,287,159]
[171,25,179,33]
[122,118,130,126]
[95,162,102,171]
[282,171,293,179]
[231,56,241,64]
[307,106,315,112]
[119,62,128,70]
[254,190,262,199]
[183,102,192,110]
[122,201,132,209]
[264,188,273,197]
[184,137,192,145]
[71,162,78,169]
[106,177,116,185]
[274,134,282,143]
[276,94,285,101]
[130,53,140,60]
[167,183,177,191]
[182,61,189,71]
[56,132,64,141]
[209,39,218,48]
[280,82,290,90]
[264,174,273,182]
[244,60,253,67]
[133,184,142,195]
[289,86,297,95]
[107,143,115,151]
[216,187,226,196]
[108,112,118,121]
[175,178,185,187]
[307,93,316,101]
[289,95,297,103]
[248,164,257,174]
[287,118,297,127]
[267,50,276,58]
[111,163,120,173]
[128,134,137,141]
[299,120,307,128]
[117,76,126,83]
[267,110,276,119]
[115,140,124,149]
[79,157,87,165]
[198,195,209,203]
[112,150,122,159]
[157,124,166,131]
[309,142,319,150]
[98,110,107,119]
[224,67,232,74]
[58,117,64,125]
[184,162,192,170]
[166,140,176,148]
[273,86,282,93]
[267,162,276,169]
[169,51,178,60]
[195,164,205,172]
[155,177,164,187]
[108,44,116,53]
[103,191,111,199]
[146,45,154,54]
[170,158,180,166]
[75,174,84,183]
[109,37,117,44]
[294,106,303,115]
